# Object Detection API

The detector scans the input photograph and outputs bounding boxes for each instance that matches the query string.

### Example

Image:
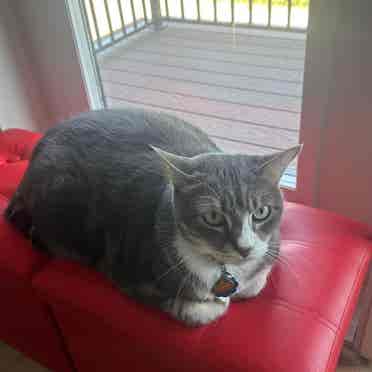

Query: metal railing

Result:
[83,0,308,53]
[161,0,308,31]
[83,0,154,52]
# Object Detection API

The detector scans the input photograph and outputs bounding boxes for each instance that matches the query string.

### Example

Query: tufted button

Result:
[0,152,21,164]
[5,153,21,163]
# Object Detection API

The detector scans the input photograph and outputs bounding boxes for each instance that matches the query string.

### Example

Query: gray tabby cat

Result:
[5,108,301,326]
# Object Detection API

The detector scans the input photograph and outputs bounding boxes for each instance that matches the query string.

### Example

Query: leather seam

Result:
[250,297,337,331]
[325,246,370,371]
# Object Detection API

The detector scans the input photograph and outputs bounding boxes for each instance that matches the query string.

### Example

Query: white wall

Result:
[316,1,372,225]
[13,0,90,127]
[0,0,48,131]
[295,0,372,357]
[296,0,372,225]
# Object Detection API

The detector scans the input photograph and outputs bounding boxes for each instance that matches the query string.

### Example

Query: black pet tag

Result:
[212,266,239,298]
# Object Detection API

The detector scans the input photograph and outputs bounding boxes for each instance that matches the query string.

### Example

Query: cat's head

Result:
[152,145,302,265]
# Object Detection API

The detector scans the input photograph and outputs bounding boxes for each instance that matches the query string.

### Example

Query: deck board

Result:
[103,81,300,130]
[101,60,303,96]
[160,24,307,48]
[100,69,301,112]
[98,22,305,161]
[106,98,297,150]
[152,34,306,58]
[116,32,305,69]
[108,98,276,154]
[104,49,303,82]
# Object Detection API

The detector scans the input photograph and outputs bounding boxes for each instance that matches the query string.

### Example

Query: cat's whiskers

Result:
[265,250,301,286]
[155,257,185,282]
[173,272,192,311]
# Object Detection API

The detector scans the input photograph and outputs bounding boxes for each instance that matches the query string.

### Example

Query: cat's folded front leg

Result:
[232,267,272,301]
[163,297,230,326]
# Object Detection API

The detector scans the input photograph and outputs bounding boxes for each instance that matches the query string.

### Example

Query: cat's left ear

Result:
[149,145,200,187]
[259,144,303,184]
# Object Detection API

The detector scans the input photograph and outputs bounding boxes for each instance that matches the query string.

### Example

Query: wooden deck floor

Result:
[98,22,306,158]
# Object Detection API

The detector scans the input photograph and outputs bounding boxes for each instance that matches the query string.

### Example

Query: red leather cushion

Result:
[0,129,41,198]
[0,152,20,165]
[0,194,47,278]
[0,129,42,162]
[33,202,372,372]
[0,161,29,199]
[0,195,72,372]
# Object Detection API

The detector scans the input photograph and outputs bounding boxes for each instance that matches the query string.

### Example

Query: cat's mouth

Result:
[212,243,258,264]
[205,250,252,265]
[180,234,255,265]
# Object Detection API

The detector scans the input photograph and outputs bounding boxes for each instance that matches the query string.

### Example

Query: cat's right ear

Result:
[149,145,199,188]
[259,144,303,184]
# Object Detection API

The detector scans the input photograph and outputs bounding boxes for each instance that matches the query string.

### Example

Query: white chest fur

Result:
[175,234,221,300]
[229,263,272,299]
[175,234,271,300]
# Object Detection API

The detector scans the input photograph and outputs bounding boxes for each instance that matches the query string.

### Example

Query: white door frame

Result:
[65,0,106,110]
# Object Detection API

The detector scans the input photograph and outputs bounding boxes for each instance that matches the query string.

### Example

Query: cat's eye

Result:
[202,211,225,227]
[252,206,271,222]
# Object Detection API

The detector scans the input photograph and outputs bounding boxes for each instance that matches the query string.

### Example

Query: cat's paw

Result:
[167,298,230,326]
[232,267,271,301]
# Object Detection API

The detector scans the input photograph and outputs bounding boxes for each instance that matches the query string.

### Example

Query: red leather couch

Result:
[0,130,73,372]
[0,128,371,372]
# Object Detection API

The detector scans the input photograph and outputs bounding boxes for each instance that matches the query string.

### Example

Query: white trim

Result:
[64,0,105,110]
[288,0,339,206]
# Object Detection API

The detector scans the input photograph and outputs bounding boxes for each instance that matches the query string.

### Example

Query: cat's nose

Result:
[236,246,252,258]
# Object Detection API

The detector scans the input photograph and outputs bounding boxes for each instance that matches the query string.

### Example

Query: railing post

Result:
[150,0,162,30]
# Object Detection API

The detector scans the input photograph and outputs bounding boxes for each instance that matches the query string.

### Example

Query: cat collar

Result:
[212,264,239,298]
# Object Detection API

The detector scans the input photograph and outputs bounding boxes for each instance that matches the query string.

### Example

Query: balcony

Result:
[83,0,309,186]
